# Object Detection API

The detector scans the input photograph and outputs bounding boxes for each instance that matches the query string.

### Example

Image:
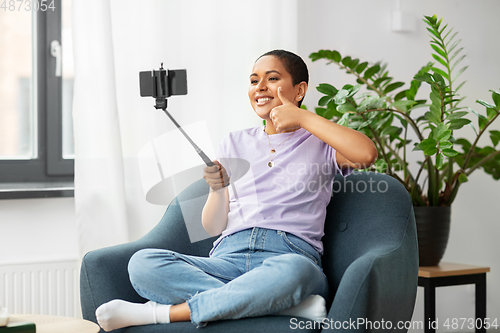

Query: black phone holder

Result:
[139,64,215,167]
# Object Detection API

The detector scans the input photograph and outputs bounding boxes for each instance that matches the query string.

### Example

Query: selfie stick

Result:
[159,106,215,167]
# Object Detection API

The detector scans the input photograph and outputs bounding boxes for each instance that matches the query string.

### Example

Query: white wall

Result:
[298,0,500,329]
[0,198,78,265]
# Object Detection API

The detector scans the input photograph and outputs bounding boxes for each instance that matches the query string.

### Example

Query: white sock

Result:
[95,300,171,332]
[278,295,327,322]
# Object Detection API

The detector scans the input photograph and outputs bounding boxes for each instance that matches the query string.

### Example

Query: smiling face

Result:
[248,55,305,121]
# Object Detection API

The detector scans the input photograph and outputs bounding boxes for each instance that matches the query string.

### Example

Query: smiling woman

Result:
[93,49,377,331]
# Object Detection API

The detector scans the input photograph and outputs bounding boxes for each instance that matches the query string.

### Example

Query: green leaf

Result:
[415,138,438,153]
[334,89,349,105]
[447,34,460,51]
[431,123,449,140]
[324,104,341,119]
[330,50,342,63]
[337,113,350,126]
[425,146,438,156]
[318,95,332,106]
[487,108,497,120]
[432,72,446,87]
[347,84,361,97]
[381,126,402,137]
[431,43,447,59]
[432,53,448,68]
[315,107,326,117]
[467,123,478,136]
[435,153,444,170]
[383,82,405,94]
[430,91,442,106]
[358,95,378,112]
[431,67,449,80]
[389,100,417,112]
[414,73,434,84]
[455,80,466,92]
[426,27,441,41]
[470,108,488,130]
[316,83,338,96]
[441,148,459,157]
[458,173,468,183]
[451,54,466,72]
[341,56,352,67]
[355,62,368,74]
[449,118,471,130]
[309,52,322,62]
[439,141,453,149]
[348,58,360,69]
[446,111,468,120]
[373,77,392,88]
[337,103,357,113]
[490,130,500,147]
[394,90,408,101]
[449,46,464,62]
[453,66,468,82]
[425,110,441,124]
[364,64,381,80]
[491,90,500,108]
[438,130,452,142]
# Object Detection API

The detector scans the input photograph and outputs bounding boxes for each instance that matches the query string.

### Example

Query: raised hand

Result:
[269,87,305,133]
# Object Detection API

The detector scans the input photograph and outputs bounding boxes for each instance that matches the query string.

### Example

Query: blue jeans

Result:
[128,227,329,327]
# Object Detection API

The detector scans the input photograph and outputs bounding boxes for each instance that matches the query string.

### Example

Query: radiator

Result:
[0,259,80,317]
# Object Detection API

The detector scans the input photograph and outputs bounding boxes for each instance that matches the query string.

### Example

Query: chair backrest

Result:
[321,172,415,297]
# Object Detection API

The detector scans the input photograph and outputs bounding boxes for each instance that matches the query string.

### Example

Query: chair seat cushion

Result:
[124,315,321,333]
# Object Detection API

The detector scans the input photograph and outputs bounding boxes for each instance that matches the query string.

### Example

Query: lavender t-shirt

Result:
[210,126,351,255]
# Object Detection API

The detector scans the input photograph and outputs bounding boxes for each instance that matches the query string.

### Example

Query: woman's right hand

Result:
[203,160,230,191]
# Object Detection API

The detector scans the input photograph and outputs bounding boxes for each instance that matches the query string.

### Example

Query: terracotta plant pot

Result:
[414,206,451,267]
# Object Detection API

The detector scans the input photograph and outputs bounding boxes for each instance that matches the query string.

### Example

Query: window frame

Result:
[0,0,74,189]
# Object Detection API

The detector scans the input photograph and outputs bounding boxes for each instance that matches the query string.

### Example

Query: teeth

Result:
[257,98,272,103]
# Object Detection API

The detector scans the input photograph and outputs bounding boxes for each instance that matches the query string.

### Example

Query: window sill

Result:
[0,182,74,199]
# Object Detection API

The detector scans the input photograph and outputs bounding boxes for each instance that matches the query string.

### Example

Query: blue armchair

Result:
[80,172,418,332]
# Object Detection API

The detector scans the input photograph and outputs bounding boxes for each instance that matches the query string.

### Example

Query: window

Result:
[0,0,74,197]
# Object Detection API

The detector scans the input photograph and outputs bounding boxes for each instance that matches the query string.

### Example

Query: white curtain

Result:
[72,0,300,255]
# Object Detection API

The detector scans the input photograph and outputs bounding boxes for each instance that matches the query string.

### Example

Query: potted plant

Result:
[309,15,500,266]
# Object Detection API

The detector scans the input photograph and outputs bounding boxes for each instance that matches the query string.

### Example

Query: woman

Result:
[96,50,377,331]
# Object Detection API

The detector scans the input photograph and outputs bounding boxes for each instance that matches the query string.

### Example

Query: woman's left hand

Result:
[269,87,307,133]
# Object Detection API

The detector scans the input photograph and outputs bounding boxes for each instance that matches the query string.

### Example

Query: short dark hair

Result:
[257,50,308,106]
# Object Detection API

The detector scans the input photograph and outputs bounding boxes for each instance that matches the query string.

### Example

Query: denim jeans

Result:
[128,227,329,327]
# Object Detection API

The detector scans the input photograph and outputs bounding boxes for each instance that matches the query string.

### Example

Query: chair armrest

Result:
[80,241,147,325]
[324,212,418,332]
[80,186,216,324]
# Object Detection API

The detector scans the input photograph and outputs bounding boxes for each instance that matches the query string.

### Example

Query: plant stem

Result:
[385,143,413,184]
[461,111,500,170]
[444,169,465,205]
[361,114,394,174]
[466,150,500,175]
[359,108,425,141]
[411,156,429,206]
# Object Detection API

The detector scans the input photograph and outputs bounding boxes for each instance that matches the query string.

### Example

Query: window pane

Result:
[62,0,74,159]
[0,9,35,159]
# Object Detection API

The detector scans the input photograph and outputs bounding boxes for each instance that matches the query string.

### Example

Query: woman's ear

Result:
[295,82,308,102]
